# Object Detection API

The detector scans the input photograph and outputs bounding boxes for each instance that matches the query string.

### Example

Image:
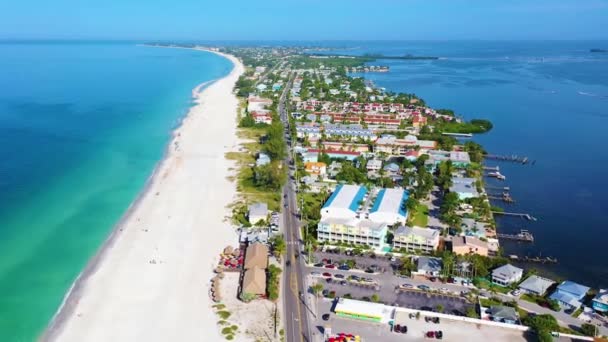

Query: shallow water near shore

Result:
[0,42,231,341]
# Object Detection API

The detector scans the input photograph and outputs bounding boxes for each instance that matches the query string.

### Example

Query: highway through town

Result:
[278,75,313,342]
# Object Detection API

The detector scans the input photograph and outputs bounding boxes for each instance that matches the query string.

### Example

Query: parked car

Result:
[432,317,440,324]
[350,275,360,281]
[334,274,345,279]
[511,289,521,296]
[418,285,431,291]
[322,313,330,321]
[430,277,437,282]
[399,325,408,333]
[322,272,332,277]
[340,280,347,286]
[364,268,374,273]
[435,330,443,339]
[322,289,329,296]
[439,287,449,294]
[400,283,414,289]
[311,272,321,276]
[338,265,350,271]
[325,264,336,269]
[393,324,401,333]
[314,263,324,267]
[426,331,435,338]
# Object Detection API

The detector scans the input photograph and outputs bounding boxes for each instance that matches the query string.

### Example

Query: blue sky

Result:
[1,0,607,40]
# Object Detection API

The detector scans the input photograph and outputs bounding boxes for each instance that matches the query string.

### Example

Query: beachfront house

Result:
[491,264,524,287]
[549,281,591,311]
[392,226,439,253]
[592,289,608,313]
[518,275,555,296]
[412,256,442,277]
[449,177,479,200]
[248,202,268,225]
[241,266,266,297]
[451,236,489,256]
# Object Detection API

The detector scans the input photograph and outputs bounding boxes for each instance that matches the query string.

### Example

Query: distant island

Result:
[590,48,607,53]
[307,53,439,60]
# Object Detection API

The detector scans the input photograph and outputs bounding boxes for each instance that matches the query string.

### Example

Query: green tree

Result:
[371,294,380,303]
[269,235,286,259]
[311,283,324,297]
[580,323,597,337]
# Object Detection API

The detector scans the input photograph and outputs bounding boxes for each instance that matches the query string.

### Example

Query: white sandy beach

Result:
[42,49,245,342]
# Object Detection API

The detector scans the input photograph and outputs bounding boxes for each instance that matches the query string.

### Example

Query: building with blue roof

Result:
[549,280,590,311]
[317,185,408,249]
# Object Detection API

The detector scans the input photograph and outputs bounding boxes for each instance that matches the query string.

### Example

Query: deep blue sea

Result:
[336,41,608,288]
[0,42,232,341]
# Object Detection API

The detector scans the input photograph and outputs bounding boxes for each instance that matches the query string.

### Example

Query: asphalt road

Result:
[278,75,313,342]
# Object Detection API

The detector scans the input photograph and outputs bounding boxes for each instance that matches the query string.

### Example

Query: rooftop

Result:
[556,280,590,298]
[334,298,393,319]
[244,243,268,270]
[242,266,266,295]
[417,256,442,272]
[322,184,368,213]
[248,202,268,217]
[369,188,409,218]
[518,275,555,294]
[492,264,523,279]
[395,226,439,240]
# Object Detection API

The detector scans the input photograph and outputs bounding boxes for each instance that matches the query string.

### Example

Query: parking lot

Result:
[394,290,473,316]
[313,300,531,342]
[312,250,394,273]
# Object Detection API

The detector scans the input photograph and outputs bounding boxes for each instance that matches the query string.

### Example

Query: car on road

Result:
[439,287,449,294]
[418,285,431,291]
[400,283,414,289]
[511,289,521,296]
[322,313,330,321]
[322,272,332,277]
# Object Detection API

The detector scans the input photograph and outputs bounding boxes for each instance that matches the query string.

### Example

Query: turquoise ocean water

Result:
[0,42,232,341]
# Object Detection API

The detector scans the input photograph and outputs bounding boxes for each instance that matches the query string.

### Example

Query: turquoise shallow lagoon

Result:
[0,42,231,341]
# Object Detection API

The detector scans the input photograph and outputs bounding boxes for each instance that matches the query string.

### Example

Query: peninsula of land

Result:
[41,49,244,342]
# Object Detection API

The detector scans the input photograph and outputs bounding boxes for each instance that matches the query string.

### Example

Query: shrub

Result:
[217,311,231,320]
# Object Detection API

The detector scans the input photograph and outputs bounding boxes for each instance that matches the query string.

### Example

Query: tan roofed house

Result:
[242,266,266,296]
[451,236,489,256]
[244,243,268,269]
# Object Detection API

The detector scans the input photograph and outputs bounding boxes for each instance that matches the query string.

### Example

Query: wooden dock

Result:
[497,229,534,242]
[486,185,510,191]
[485,154,533,165]
[492,211,537,221]
[509,255,558,264]
[483,166,500,171]
[488,193,515,203]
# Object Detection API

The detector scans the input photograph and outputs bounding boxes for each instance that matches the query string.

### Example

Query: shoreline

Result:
[40,48,244,341]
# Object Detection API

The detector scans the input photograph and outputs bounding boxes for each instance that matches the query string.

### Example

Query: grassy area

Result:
[572,307,583,317]
[226,127,281,212]
[480,297,503,308]
[408,203,429,227]
[475,278,512,294]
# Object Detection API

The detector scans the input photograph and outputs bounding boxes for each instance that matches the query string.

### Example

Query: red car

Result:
[322,272,332,277]
[325,264,336,269]
[426,331,435,338]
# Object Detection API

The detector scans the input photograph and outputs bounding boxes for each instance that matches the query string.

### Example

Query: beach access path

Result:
[41,49,245,342]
